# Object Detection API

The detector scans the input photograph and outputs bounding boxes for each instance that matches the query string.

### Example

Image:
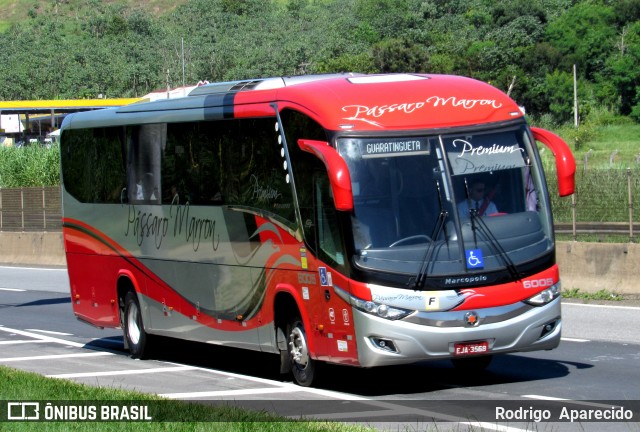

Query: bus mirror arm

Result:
[531,127,576,197]
[297,139,354,211]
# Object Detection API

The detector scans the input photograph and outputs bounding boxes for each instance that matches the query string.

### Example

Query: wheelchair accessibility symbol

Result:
[465,249,484,269]
[319,267,331,286]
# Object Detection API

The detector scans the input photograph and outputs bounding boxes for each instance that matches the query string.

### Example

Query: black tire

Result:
[123,292,152,359]
[451,355,493,371]
[287,318,317,387]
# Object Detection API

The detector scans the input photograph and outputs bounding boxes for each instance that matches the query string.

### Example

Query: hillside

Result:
[1,0,640,130]
[0,0,185,31]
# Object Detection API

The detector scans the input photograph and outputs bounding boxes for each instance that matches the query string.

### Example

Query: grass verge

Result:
[0,365,372,432]
[555,234,637,243]
[562,288,623,301]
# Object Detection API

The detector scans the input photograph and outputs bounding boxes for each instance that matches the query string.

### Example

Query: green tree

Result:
[544,70,574,123]
[353,0,423,43]
[545,2,617,79]
[0,0,638,128]
[596,21,640,116]
[371,38,429,73]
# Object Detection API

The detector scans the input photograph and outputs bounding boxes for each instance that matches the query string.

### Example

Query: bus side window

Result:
[315,175,345,267]
[127,124,164,205]
[60,127,128,204]
[280,109,331,256]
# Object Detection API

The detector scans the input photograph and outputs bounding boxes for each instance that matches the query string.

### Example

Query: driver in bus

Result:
[458,179,498,217]
[352,216,372,250]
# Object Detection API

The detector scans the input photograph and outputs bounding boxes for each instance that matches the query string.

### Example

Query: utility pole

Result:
[166,69,170,99]
[573,64,579,128]
[506,75,516,97]
[182,38,186,96]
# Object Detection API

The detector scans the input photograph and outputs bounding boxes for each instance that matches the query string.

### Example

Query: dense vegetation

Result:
[1,0,640,126]
[2,0,640,229]
[0,143,60,187]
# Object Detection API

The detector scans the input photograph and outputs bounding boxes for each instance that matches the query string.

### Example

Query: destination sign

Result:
[360,138,430,159]
[446,137,526,176]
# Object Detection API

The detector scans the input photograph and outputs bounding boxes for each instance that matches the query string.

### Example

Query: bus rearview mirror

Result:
[531,127,576,197]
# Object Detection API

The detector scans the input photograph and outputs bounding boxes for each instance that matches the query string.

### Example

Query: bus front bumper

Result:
[353,297,561,368]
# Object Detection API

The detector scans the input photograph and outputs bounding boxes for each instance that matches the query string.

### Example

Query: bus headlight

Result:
[525,283,561,306]
[352,297,412,320]
[334,286,412,320]
[333,285,414,320]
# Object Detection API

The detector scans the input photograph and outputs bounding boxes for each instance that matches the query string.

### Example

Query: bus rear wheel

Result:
[287,318,317,387]
[123,292,152,359]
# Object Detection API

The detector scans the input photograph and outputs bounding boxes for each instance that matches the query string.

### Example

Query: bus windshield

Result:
[337,124,553,280]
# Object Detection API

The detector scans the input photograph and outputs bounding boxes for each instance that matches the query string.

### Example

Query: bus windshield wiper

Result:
[469,210,521,281]
[409,180,448,289]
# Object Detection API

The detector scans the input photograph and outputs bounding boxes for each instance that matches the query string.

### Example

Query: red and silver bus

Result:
[60,73,575,386]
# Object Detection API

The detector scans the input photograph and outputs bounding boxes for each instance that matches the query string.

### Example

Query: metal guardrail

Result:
[0,187,62,232]
[554,222,639,238]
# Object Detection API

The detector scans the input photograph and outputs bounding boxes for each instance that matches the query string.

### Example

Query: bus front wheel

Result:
[287,318,317,387]
[123,292,151,359]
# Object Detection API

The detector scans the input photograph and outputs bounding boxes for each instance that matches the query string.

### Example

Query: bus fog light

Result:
[540,319,558,338]
[371,337,398,353]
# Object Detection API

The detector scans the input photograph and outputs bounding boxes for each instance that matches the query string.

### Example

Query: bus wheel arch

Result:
[273,290,318,386]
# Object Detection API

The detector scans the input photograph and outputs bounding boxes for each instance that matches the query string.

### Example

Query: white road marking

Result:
[523,394,568,401]
[160,362,528,431]
[0,340,50,345]
[26,329,73,336]
[461,422,530,432]
[561,337,590,342]
[0,265,66,272]
[0,322,594,432]
[0,288,26,292]
[0,326,84,347]
[161,361,369,401]
[0,352,113,362]
[161,387,303,398]
[304,399,530,431]
[523,395,627,409]
[563,302,640,311]
[48,365,197,379]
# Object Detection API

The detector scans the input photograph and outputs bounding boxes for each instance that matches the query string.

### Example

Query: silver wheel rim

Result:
[127,302,141,345]
[289,326,309,368]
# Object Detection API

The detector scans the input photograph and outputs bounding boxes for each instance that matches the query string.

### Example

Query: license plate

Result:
[454,341,489,356]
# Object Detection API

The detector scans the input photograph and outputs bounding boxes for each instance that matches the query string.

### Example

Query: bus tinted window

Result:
[129,124,164,204]
[165,117,295,224]
[62,117,296,226]
[61,127,127,204]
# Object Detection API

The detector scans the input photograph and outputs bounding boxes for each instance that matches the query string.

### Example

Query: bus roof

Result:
[266,73,525,131]
[63,74,524,132]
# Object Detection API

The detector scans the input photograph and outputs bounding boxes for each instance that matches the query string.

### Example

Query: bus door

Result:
[313,174,357,363]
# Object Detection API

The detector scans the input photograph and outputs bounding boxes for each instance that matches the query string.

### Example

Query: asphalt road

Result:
[0,265,639,431]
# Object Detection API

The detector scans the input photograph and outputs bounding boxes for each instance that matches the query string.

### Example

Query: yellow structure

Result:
[0,98,143,144]
[0,98,143,112]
